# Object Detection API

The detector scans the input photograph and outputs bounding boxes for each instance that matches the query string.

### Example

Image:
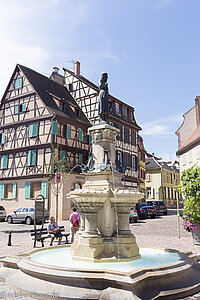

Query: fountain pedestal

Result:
[68,123,143,262]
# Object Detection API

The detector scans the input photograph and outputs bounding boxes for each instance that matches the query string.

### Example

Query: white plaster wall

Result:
[177,107,196,148]
[179,142,200,173]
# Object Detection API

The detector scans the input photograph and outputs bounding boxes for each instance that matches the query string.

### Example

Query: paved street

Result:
[0,209,199,299]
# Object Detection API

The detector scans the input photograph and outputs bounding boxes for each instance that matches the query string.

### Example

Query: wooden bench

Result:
[30,226,70,248]
[30,228,49,248]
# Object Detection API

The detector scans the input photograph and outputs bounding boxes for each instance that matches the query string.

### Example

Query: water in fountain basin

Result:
[30,247,181,272]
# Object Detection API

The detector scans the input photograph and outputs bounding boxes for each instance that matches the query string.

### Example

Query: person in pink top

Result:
[69,207,80,244]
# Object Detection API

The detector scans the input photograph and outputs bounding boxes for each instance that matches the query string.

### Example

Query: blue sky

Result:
[0,0,199,161]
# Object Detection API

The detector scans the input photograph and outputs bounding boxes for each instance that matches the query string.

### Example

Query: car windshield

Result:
[152,201,165,206]
[15,208,22,213]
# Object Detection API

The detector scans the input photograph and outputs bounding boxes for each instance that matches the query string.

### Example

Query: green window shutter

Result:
[79,129,83,142]
[66,125,71,139]
[89,135,92,144]
[78,153,82,165]
[22,103,26,112]
[14,77,23,89]
[1,133,5,144]
[27,151,31,166]
[33,124,38,137]
[31,150,37,166]
[52,121,58,135]
[25,182,31,199]
[12,183,17,199]
[60,150,66,162]
[1,155,8,169]
[0,184,5,199]
[41,181,47,198]
[27,150,36,166]
[29,125,33,137]
[14,105,19,114]
[29,124,38,138]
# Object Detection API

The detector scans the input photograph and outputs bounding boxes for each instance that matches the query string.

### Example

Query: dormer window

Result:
[14,77,23,89]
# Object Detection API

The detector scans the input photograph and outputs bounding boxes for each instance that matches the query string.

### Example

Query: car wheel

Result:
[134,218,137,223]
[25,217,32,225]
[7,216,13,224]
[164,212,168,215]
[150,215,156,219]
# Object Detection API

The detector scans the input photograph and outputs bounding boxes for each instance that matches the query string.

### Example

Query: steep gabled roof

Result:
[145,157,162,170]
[176,124,200,155]
[2,64,91,126]
[64,67,141,130]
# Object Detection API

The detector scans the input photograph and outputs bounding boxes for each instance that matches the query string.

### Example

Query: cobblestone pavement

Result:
[0,209,199,299]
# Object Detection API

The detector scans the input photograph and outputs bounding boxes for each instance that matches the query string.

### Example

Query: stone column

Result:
[84,212,98,236]
[115,204,131,236]
[79,213,85,232]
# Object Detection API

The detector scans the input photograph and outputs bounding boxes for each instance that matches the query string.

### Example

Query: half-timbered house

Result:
[63,62,142,188]
[0,64,91,220]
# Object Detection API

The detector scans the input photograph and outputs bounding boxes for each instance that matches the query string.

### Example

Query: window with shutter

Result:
[25,182,31,199]
[41,181,47,198]
[1,133,5,144]
[14,77,23,89]
[27,150,37,166]
[22,103,26,112]
[124,128,130,143]
[29,124,38,138]
[66,125,71,138]
[52,121,58,135]
[79,129,83,142]
[1,155,8,169]
[131,130,136,145]
[78,153,82,165]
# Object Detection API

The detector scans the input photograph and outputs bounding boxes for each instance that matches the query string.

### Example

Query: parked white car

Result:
[7,207,49,225]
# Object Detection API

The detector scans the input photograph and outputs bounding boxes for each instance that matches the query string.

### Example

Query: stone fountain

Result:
[68,122,143,262]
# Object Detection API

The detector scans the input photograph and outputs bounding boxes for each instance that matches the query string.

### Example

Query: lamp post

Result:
[174,176,180,238]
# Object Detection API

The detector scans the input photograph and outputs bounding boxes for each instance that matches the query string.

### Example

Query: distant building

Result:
[137,134,146,194]
[0,64,91,220]
[145,155,180,206]
[62,61,142,189]
[176,96,200,172]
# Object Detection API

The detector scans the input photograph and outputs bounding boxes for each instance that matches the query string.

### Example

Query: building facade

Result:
[176,96,200,172]
[62,62,142,188]
[137,134,146,194]
[0,64,91,220]
[145,156,180,206]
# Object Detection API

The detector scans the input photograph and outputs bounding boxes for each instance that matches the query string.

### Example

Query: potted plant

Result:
[179,165,200,245]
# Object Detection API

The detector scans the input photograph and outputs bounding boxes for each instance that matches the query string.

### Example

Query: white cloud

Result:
[141,114,182,136]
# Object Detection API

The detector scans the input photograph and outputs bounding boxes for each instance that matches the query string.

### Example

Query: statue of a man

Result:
[98,73,109,122]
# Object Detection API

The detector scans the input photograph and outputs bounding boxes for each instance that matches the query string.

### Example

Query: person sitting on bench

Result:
[48,216,63,246]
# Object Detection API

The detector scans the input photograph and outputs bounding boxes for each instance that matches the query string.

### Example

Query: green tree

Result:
[179,165,200,228]
[45,146,68,220]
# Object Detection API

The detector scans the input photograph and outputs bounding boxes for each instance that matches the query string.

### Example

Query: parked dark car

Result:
[7,207,49,225]
[129,208,138,223]
[0,206,6,221]
[135,202,157,219]
[146,200,168,215]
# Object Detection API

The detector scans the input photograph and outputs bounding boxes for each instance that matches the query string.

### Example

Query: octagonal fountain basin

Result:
[1,247,200,300]
[29,247,181,271]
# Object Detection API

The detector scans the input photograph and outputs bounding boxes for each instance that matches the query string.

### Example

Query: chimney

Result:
[53,67,59,74]
[75,61,80,76]
[195,96,200,126]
